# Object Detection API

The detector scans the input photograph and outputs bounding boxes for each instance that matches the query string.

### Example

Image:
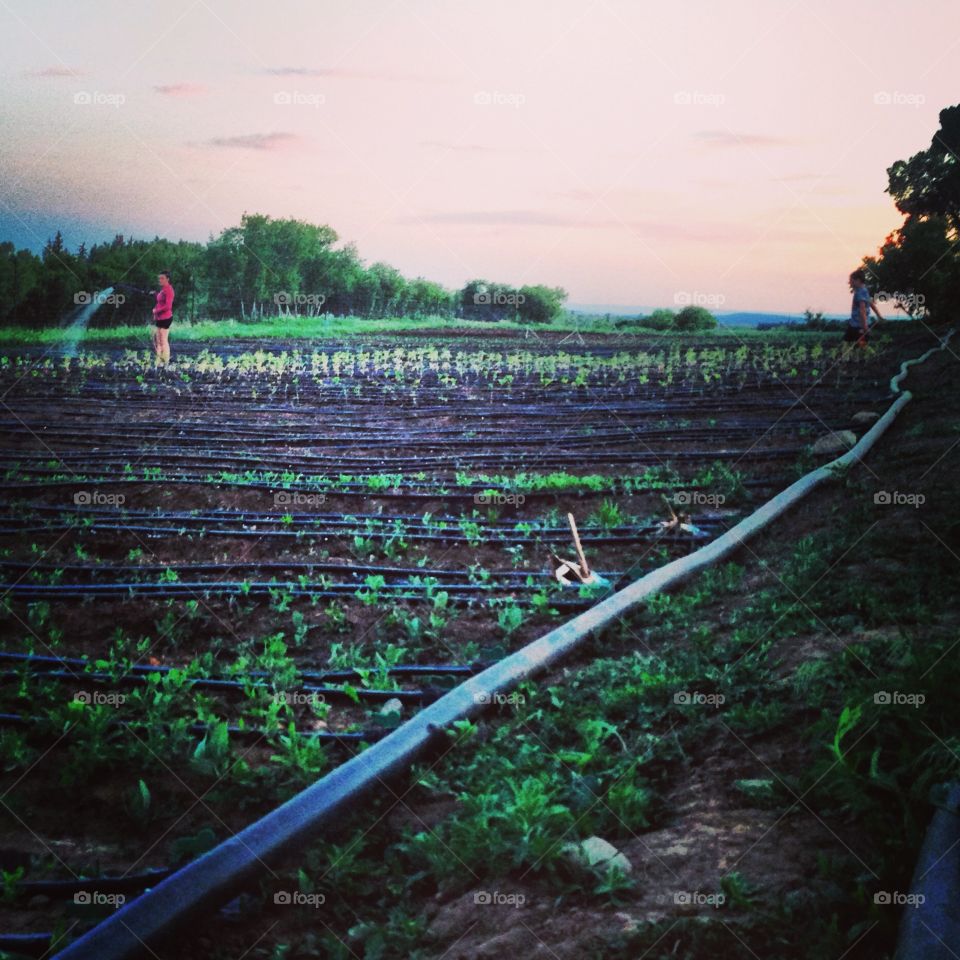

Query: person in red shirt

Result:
[151,271,175,364]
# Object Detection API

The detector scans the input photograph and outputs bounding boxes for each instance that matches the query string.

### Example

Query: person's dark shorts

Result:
[843,326,864,343]
[155,315,173,330]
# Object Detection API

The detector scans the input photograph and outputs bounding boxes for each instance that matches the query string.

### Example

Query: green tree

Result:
[674,305,717,331]
[865,103,960,323]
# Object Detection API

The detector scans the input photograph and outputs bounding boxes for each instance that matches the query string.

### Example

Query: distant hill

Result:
[568,306,847,327]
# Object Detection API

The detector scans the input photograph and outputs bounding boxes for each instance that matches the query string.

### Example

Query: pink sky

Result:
[1,0,957,314]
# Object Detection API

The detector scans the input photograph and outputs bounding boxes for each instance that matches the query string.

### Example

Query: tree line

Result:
[0,213,568,328]
[860,103,959,323]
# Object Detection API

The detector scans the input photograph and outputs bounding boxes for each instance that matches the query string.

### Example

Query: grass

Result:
[0,312,844,346]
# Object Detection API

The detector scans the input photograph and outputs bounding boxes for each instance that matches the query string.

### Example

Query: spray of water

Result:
[62,287,114,359]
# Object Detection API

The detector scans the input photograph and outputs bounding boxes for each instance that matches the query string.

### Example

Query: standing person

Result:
[845,269,883,346]
[151,271,175,365]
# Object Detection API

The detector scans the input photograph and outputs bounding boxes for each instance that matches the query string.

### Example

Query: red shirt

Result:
[154,285,175,320]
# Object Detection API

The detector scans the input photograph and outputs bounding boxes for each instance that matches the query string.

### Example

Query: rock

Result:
[851,411,880,424]
[380,698,403,716]
[562,836,632,874]
[812,430,857,455]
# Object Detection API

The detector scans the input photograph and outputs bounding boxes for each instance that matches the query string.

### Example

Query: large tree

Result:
[864,104,960,323]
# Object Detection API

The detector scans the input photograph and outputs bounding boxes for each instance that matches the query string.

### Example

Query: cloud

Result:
[263,66,448,84]
[154,83,207,96]
[419,140,501,153]
[395,210,819,243]
[400,210,574,226]
[694,130,790,147]
[772,172,836,181]
[204,132,299,151]
[28,66,85,77]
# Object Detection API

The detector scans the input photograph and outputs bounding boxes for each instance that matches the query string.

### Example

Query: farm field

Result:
[0,326,951,959]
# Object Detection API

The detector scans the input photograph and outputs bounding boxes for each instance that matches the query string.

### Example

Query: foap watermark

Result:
[274,491,327,507]
[874,691,925,708]
[674,890,725,908]
[473,90,525,108]
[273,690,326,707]
[874,91,925,108]
[274,90,326,108]
[474,691,525,706]
[74,891,126,906]
[874,491,925,508]
[673,90,726,107]
[674,691,725,707]
[274,291,326,309]
[74,90,125,108]
[474,890,526,907]
[474,291,525,306]
[875,291,926,313]
[875,891,925,907]
[474,491,526,507]
[674,491,725,507]
[273,890,326,907]
[74,690,126,707]
[74,291,125,307]
[674,290,726,308]
[74,490,125,506]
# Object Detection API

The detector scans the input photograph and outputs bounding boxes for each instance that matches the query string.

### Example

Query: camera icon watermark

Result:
[274,491,327,507]
[74,690,126,707]
[673,890,725,908]
[74,490,125,506]
[873,490,925,508]
[74,291,125,307]
[674,290,725,308]
[73,90,125,108]
[474,890,526,907]
[673,491,725,507]
[874,691,925,708]
[674,691,725,707]
[274,291,326,308]
[473,90,525,108]
[474,491,525,507]
[673,91,726,106]
[875,291,925,312]
[273,890,326,907]
[73,890,126,906]
[874,91,925,108]
[273,690,326,707]
[874,891,925,907]
[273,90,325,108]
[474,691,525,706]
[473,291,526,306]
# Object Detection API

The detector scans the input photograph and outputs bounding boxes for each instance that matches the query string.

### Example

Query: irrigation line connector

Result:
[53,331,954,960]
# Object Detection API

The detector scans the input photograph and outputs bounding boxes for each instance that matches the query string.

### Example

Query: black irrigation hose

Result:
[0,582,596,608]
[0,422,829,449]
[0,650,484,682]
[0,932,52,958]
[1,390,879,417]
[0,475,785,497]
[0,559,625,580]
[1,669,427,704]
[0,520,711,546]
[0,712,383,745]
[0,445,806,471]
[10,867,173,898]
[2,502,733,527]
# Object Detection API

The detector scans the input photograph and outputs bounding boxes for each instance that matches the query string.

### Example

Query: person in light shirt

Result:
[845,269,883,347]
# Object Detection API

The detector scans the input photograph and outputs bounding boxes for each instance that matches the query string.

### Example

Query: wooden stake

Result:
[567,513,591,579]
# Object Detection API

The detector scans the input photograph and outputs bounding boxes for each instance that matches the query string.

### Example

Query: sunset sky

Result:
[1,0,957,315]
